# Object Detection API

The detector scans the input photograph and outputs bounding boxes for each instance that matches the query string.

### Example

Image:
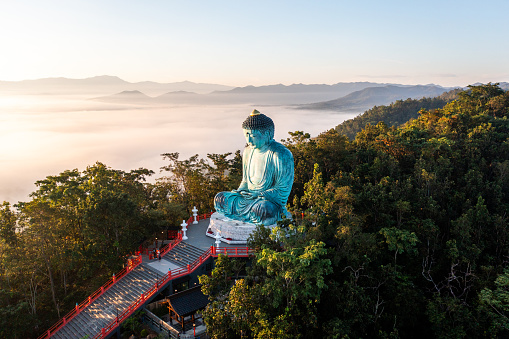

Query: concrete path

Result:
[183,217,240,250]
[147,259,181,274]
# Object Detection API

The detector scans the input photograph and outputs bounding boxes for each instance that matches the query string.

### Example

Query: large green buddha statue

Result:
[214,110,294,225]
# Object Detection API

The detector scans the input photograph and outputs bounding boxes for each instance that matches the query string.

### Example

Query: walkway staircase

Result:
[51,264,161,339]
[39,214,252,339]
[165,242,206,267]
[49,242,207,339]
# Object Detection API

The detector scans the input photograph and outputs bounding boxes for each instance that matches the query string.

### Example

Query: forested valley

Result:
[1,83,509,338]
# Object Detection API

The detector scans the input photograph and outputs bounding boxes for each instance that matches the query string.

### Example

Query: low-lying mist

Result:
[0,95,359,204]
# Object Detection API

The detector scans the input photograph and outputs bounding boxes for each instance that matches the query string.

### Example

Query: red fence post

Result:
[112,273,116,283]
[187,264,191,273]
[235,248,238,256]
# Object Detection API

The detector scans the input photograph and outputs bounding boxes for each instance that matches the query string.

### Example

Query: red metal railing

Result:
[38,211,216,339]
[93,245,252,339]
[38,255,142,339]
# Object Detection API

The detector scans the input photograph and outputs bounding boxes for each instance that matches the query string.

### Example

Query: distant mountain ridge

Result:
[0,75,234,96]
[225,82,387,94]
[299,84,454,112]
[3,75,504,112]
[91,83,455,110]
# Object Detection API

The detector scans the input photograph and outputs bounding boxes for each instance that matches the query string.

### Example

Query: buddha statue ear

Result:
[263,127,274,141]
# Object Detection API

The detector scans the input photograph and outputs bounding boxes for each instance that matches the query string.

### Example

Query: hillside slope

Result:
[299,84,452,112]
[335,88,462,139]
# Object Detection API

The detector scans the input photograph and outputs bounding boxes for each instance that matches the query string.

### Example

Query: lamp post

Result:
[194,323,196,336]
[192,206,198,224]
[215,232,221,248]
[181,220,188,240]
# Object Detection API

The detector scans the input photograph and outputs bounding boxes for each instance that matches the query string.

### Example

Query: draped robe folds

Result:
[214,140,294,225]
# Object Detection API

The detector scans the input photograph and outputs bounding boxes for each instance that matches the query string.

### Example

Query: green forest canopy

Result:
[335,87,463,139]
[1,83,509,338]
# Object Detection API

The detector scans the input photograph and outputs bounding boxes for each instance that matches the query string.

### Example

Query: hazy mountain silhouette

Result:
[224,82,386,95]
[91,83,454,109]
[92,90,153,103]
[299,85,453,111]
[2,76,467,110]
[0,76,234,96]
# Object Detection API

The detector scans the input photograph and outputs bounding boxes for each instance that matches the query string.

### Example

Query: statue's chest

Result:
[248,151,270,184]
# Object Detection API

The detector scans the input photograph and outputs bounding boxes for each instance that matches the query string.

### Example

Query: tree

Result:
[479,269,509,335]
[200,222,332,338]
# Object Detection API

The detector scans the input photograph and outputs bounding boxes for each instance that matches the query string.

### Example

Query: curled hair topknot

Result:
[242,110,274,131]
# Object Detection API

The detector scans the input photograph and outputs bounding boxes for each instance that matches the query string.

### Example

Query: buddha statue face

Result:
[243,128,272,149]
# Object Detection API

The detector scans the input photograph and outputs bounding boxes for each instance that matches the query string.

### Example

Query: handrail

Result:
[37,255,142,339]
[93,245,252,339]
[40,211,236,339]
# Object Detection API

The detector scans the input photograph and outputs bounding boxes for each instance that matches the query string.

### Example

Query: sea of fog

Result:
[0,95,360,204]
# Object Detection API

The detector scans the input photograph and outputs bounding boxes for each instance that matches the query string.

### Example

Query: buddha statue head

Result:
[242,109,275,150]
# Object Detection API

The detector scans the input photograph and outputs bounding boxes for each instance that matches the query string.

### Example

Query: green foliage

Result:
[479,269,509,333]
[283,129,349,203]
[379,227,418,264]
[294,83,509,338]
[201,222,332,338]
[159,151,242,213]
[0,202,17,246]
[0,162,171,337]
[335,88,461,139]
[121,310,145,335]
[2,83,509,338]
[0,289,34,338]
[198,83,509,338]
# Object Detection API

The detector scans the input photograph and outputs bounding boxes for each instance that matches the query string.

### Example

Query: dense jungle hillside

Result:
[1,83,509,338]
[199,83,509,338]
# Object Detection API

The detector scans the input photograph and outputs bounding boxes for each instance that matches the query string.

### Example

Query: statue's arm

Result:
[259,148,294,205]
[234,180,248,192]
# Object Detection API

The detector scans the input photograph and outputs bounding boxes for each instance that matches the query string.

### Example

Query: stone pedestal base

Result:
[206,212,276,245]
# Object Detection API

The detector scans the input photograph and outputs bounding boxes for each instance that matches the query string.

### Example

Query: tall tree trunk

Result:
[41,245,60,318]
[28,269,38,315]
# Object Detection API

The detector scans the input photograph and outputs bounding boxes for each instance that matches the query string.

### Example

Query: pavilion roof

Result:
[167,285,209,317]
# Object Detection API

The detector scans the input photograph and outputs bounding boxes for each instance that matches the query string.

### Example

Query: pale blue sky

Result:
[0,0,508,87]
